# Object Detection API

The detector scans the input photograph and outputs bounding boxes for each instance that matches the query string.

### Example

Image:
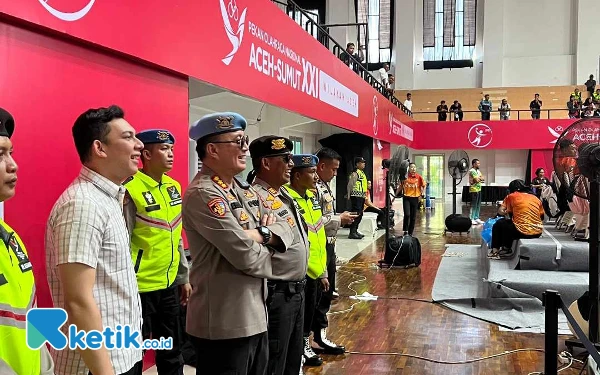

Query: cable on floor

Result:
[326,269,367,316]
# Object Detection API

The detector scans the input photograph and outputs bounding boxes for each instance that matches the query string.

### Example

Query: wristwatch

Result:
[257,226,271,245]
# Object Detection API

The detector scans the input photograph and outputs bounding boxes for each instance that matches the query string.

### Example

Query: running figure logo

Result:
[219,0,248,65]
[468,124,493,148]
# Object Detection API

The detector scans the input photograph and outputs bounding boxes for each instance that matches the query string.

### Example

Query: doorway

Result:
[413,154,445,201]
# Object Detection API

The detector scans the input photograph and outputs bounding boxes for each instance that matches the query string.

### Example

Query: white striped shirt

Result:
[46,167,143,375]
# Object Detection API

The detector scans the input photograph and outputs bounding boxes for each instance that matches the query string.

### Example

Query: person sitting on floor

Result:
[488,179,544,259]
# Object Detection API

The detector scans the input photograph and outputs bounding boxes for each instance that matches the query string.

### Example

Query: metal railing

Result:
[271,0,411,117]
[544,290,600,375]
[411,108,587,121]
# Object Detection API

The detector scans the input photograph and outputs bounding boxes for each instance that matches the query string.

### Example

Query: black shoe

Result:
[357,232,365,239]
[313,328,346,355]
[348,232,362,239]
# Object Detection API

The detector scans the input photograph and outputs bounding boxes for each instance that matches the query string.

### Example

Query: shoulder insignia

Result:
[123,175,134,185]
[239,211,249,221]
[244,190,255,198]
[234,176,250,189]
[211,175,229,190]
[271,199,282,210]
[207,197,227,217]
[266,194,275,202]
[287,216,295,227]
[227,193,236,201]
[268,187,278,196]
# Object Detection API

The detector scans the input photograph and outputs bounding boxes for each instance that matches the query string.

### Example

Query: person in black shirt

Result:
[567,95,580,119]
[530,93,542,119]
[585,74,596,98]
[531,168,550,198]
[436,100,448,121]
[339,42,364,74]
[449,100,463,121]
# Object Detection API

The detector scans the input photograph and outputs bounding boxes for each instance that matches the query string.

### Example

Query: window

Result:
[423,0,476,61]
[290,8,319,39]
[290,136,303,155]
[356,0,392,64]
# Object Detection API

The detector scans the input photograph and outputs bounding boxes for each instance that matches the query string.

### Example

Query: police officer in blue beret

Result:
[183,113,294,375]
[123,129,189,375]
[283,155,329,369]
[247,136,309,375]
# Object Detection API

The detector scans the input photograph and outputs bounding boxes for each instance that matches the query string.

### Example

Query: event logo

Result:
[220,0,248,65]
[388,110,394,135]
[548,125,564,144]
[38,0,95,22]
[468,124,492,148]
[372,95,378,136]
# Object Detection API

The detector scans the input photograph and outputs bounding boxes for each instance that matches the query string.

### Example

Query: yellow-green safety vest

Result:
[125,171,183,293]
[283,185,327,280]
[0,219,41,375]
[351,169,368,198]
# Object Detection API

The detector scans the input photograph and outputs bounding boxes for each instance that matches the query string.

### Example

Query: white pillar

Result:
[393,0,417,89]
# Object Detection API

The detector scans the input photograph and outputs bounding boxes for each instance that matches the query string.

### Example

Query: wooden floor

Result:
[307,204,583,375]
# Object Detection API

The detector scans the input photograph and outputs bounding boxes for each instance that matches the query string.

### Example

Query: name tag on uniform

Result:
[145,204,161,212]
[7,236,32,273]
[169,199,182,206]
[230,202,243,210]
[277,209,289,218]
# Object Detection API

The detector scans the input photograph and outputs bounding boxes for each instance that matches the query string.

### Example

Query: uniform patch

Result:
[266,194,275,202]
[207,198,227,217]
[244,190,255,198]
[239,211,249,221]
[212,175,229,190]
[248,199,259,207]
[271,199,282,210]
[142,191,156,205]
[271,139,286,150]
[230,202,243,210]
[166,186,181,200]
[227,193,236,201]
[277,209,289,218]
[8,236,32,273]
[326,203,333,212]
[268,187,278,196]
[287,217,295,227]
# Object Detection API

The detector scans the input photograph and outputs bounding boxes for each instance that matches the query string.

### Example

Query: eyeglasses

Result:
[210,135,249,149]
[266,154,292,164]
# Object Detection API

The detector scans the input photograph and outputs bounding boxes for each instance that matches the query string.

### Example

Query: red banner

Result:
[0,0,414,145]
[372,140,390,207]
[412,119,576,150]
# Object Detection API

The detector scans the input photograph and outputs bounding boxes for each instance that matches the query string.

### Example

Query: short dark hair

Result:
[316,148,341,162]
[535,168,544,175]
[472,158,479,166]
[72,105,124,163]
[347,42,355,49]
[196,133,219,161]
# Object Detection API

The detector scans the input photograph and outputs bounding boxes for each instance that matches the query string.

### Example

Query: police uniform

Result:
[123,129,187,375]
[0,108,54,375]
[282,155,328,368]
[248,136,310,375]
[310,178,345,354]
[183,113,294,375]
[347,157,368,239]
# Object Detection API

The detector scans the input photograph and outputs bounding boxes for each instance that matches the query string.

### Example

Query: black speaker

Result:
[445,214,472,233]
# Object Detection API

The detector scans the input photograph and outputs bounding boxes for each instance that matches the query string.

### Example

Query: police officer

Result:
[123,129,190,375]
[0,108,54,375]
[311,148,356,355]
[283,155,328,368]
[346,156,368,239]
[183,113,294,375]
[247,136,309,375]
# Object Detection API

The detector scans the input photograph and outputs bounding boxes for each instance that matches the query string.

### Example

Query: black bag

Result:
[384,235,421,267]
[445,214,472,233]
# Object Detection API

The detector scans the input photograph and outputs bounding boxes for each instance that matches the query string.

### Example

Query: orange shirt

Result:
[402,174,426,198]
[504,192,545,235]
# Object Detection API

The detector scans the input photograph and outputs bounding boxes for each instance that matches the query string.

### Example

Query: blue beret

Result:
[249,136,293,159]
[137,129,175,145]
[291,154,319,169]
[189,112,247,142]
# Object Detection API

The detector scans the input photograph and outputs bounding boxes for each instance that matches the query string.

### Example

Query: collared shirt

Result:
[315,179,341,237]
[46,166,143,375]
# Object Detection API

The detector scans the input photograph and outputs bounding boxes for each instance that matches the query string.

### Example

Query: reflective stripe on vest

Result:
[351,169,368,197]
[0,220,41,375]
[283,186,327,279]
[125,171,183,293]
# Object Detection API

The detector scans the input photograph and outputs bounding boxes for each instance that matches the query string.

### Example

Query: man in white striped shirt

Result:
[46,105,144,375]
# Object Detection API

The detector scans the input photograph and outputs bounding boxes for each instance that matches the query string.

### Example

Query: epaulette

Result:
[123,175,134,185]
[234,176,250,190]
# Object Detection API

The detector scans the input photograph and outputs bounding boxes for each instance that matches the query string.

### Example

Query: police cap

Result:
[189,112,247,142]
[0,108,15,139]
[249,136,293,159]
[137,129,175,146]
[291,154,319,169]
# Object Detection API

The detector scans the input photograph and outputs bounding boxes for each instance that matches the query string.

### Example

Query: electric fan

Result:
[377,145,411,267]
[551,118,600,342]
[444,150,473,234]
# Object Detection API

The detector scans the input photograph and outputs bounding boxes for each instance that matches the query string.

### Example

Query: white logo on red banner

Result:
[388,111,393,135]
[38,0,95,21]
[372,95,378,136]
[468,124,492,148]
[548,126,563,144]
[220,0,248,65]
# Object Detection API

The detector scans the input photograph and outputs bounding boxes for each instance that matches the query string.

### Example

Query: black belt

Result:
[267,279,306,294]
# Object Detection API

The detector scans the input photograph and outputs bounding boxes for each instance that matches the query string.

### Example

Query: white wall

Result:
[576,0,600,83]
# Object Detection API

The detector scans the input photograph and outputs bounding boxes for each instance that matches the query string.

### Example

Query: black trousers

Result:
[312,243,336,331]
[349,197,365,234]
[140,285,184,375]
[481,112,490,120]
[191,332,268,375]
[266,285,305,375]
[491,218,541,249]
[402,197,419,235]
[90,361,143,375]
[303,276,322,337]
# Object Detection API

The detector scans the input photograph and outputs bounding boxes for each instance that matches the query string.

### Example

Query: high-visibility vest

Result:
[283,186,327,280]
[351,169,368,198]
[0,220,41,375]
[124,171,183,293]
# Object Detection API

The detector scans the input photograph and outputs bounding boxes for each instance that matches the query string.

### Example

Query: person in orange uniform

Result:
[489,179,544,259]
[396,163,426,236]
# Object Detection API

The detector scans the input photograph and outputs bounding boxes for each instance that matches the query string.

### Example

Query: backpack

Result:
[384,234,421,267]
